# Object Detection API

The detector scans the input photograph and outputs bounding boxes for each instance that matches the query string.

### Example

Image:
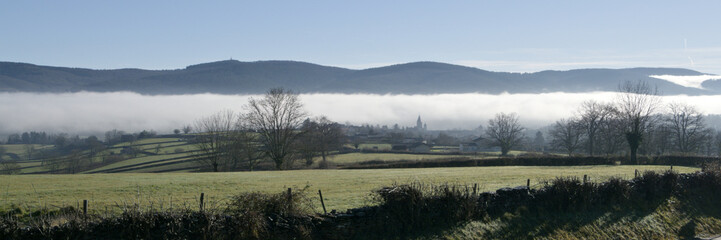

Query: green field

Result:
[320,152,483,165]
[1,137,542,175]
[1,138,199,174]
[0,165,696,213]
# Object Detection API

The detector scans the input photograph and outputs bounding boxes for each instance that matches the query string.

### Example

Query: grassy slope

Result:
[321,152,484,165]
[0,165,696,214]
[2,138,198,174]
[430,197,721,239]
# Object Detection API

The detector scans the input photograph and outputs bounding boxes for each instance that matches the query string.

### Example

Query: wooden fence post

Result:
[199,193,204,212]
[83,200,88,216]
[526,179,530,189]
[635,169,638,178]
[318,190,327,214]
[473,183,478,195]
[583,175,588,184]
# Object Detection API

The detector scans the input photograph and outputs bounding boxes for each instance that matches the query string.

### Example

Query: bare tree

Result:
[646,123,673,156]
[577,101,616,156]
[666,103,710,154]
[297,119,321,166]
[182,125,193,134]
[245,88,306,170]
[64,150,87,174]
[0,146,20,175]
[23,144,36,161]
[533,131,546,152]
[194,110,237,172]
[86,136,105,160]
[104,129,124,145]
[616,81,661,164]
[0,160,20,175]
[485,112,525,156]
[297,116,345,166]
[549,118,584,156]
[227,120,264,171]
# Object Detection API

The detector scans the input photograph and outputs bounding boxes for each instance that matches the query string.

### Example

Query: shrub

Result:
[597,177,632,204]
[317,160,336,169]
[372,182,480,236]
[225,186,314,239]
[632,170,679,201]
[537,177,596,211]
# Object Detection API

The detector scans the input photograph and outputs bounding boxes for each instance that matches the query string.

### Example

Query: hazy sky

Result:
[2,1,720,74]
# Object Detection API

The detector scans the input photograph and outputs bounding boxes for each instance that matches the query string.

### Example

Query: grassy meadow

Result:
[0,165,696,213]
[319,152,485,165]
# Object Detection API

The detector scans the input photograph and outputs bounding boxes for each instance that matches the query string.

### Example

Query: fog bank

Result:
[1,92,720,138]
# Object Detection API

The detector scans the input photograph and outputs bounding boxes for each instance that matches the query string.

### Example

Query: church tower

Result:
[416,115,423,129]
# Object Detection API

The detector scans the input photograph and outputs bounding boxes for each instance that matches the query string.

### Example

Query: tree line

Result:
[487,81,721,161]
[191,88,345,171]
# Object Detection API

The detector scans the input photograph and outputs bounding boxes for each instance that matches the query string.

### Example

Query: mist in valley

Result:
[2,91,721,139]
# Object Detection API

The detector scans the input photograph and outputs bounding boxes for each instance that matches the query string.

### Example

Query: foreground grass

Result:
[430,191,721,239]
[0,165,696,214]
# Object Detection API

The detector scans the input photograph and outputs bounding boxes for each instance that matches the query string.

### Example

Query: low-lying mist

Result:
[1,91,720,138]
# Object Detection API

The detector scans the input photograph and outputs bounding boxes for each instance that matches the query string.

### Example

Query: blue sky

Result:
[2,1,720,73]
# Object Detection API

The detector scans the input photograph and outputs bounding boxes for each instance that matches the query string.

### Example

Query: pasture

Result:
[320,152,485,165]
[0,165,696,213]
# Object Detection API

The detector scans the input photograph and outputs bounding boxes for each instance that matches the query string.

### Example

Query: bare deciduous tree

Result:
[245,88,306,170]
[194,110,237,172]
[228,121,264,171]
[182,125,193,134]
[297,116,345,166]
[485,112,525,156]
[297,119,321,166]
[549,118,584,156]
[646,123,673,156]
[0,146,20,175]
[577,101,616,156]
[616,80,660,164]
[666,103,710,154]
[65,150,87,174]
[0,160,20,175]
[23,145,36,161]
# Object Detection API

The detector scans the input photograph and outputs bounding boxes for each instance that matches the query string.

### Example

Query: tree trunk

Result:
[626,132,642,165]
[501,146,510,156]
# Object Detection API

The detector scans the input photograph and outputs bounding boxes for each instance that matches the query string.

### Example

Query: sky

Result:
[2,1,721,74]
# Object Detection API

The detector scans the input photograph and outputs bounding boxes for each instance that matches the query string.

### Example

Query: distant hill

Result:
[1,60,720,95]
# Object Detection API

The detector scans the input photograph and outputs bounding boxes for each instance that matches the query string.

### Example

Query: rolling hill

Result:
[1,60,720,95]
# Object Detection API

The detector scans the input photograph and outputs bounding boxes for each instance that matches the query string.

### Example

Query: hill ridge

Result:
[0,60,719,95]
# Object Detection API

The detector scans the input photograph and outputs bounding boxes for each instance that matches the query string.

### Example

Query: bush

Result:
[597,177,632,204]
[317,160,336,169]
[632,170,679,201]
[372,182,480,236]
[225,186,314,239]
[537,177,596,211]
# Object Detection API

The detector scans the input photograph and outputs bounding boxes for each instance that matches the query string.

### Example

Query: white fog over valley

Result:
[2,91,721,139]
